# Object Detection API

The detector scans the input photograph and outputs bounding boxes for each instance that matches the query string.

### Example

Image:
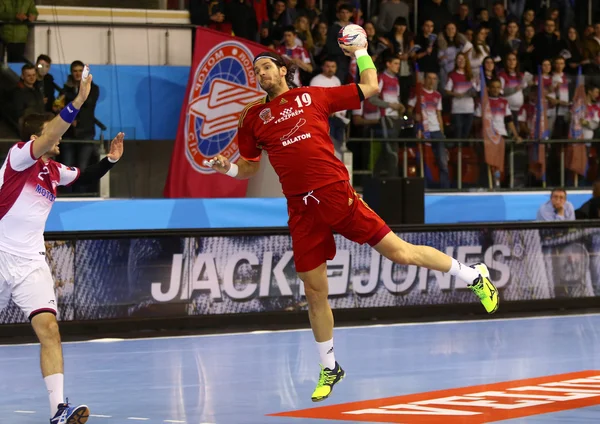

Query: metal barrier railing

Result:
[346,137,600,190]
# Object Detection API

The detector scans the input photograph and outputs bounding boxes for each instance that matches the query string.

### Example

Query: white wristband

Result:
[226,163,239,177]
[107,156,118,163]
[354,49,368,59]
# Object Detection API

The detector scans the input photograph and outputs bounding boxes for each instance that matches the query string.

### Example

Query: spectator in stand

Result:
[489,1,513,44]
[482,55,498,84]
[364,20,392,70]
[35,54,57,114]
[532,19,561,68]
[414,20,440,80]
[551,56,570,139]
[276,26,313,87]
[259,22,275,48]
[283,0,299,26]
[227,0,258,41]
[470,26,491,79]
[536,188,575,221]
[60,60,100,172]
[583,22,600,76]
[420,0,452,37]
[309,58,348,158]
[520,24,536,74]
[324,3,353,84]
[576,180,600,220]
[298,0,322,30]
[311,21,328,66]
[294,15,314,51]
[520,8,536,36]
[498,52,529,125]
[536,58,558,136]
[189,0,231,35]
[12,63,44,124]
[580,83,600,148]
[564,26,587,77]
[445,52,476,140]
[437,22,472,89]
[474,77,522,145]
[454,3,474,34]
[0,0,37,62]
[376,0,409,35]
[408,72,449,188]
[388,17,414,105]
[506,0,525,21]
[496,20,524,62]
[367,55,406,177]
[269,0,287,43]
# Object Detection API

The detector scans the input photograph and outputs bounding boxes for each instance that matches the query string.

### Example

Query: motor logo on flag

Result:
[185,42,265,174]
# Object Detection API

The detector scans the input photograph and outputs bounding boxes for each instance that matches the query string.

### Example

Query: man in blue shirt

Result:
[537,188,575,221]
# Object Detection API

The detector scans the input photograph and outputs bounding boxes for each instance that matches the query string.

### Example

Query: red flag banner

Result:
[480,69,505,171]
[164,28,267,198]
[567,70,587,177]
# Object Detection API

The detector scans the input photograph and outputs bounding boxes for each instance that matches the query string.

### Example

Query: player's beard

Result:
[260,74,285,99]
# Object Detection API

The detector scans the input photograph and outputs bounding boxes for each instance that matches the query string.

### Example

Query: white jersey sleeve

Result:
[57,163,80,187]
[9,141,38,172]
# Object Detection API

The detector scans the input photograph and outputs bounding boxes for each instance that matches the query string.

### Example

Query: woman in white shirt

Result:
[445,52,476,140]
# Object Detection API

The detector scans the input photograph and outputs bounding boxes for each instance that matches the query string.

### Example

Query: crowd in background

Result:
[190,0,600,188]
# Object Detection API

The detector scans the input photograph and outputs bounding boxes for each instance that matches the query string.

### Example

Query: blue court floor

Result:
[1,313,600,423]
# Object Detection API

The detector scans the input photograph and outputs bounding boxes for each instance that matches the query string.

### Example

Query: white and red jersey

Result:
[352,101,381,121]
[583,103,600,140]
[553,72,569,116]
[475,96,511,136]
[378,71,400,118]
[518,102,536,137]
[498,71,524,112]
[0,140,79,259]
[535,74,557,118]
[408,88,443,132]
[445,70,475,114]
[275,44,311,88]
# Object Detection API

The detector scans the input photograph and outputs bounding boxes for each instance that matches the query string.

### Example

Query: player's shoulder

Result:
[239,97,267,128]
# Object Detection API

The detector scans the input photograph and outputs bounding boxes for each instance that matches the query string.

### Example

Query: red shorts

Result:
[287,181,391,273]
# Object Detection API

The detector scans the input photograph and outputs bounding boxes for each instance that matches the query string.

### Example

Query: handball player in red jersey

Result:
[207,43,499,401]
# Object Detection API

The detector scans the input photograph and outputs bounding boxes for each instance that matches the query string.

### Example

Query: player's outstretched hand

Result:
[205,154,231,174]
[75,65,93,105]
[340,44,367,57]
[107,132,125,161]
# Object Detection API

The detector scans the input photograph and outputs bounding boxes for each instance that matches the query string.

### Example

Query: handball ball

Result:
[337,24,367,49]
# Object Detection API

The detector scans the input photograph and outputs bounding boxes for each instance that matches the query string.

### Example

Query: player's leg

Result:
[372,233,498,313]
[331,183,498,313]
[288,195,345,402]
[11,259,90,423]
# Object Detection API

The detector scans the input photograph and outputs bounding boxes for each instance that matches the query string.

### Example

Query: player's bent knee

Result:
[31,312,61,344]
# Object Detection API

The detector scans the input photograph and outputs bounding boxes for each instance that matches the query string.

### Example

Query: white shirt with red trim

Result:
[276,44,312,88]
[0,140,80,259]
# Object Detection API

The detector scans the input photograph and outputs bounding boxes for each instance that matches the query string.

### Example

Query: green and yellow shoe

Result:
[311,362,345,402]
[469,263,499,314]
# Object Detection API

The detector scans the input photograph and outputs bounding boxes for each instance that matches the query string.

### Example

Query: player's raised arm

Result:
[340,41,379,99]
[31,65,94,159]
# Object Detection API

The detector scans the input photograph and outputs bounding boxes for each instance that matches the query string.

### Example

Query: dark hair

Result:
[551,187,567,197]
[282,25,296,35]
[20,113,54,142]
[36,54,51,64]
[488,77,501,86]
[70,60,85,73]
[322,56,337,64]
[337,3,353,13]
[21,63,35,73]
[253,51,298,88]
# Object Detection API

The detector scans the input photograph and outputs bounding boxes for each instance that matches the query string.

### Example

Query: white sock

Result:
[44,373,64,416]
[448,258,480,284]
[317,339,336,370]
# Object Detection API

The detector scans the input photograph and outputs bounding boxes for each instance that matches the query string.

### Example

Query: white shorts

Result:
[0,250,57,320]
